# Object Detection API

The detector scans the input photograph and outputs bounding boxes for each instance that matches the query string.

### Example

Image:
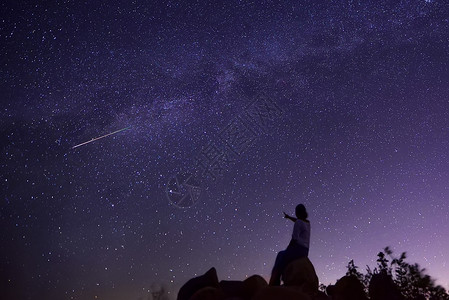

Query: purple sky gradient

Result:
[1,1,448,299]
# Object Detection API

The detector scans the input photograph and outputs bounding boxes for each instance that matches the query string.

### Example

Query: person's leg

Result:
[278,246,298,281]
[269,250,285,286]
[278,245,309,283]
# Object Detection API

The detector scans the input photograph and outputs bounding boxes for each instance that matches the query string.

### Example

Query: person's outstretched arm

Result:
[283,211,297,222]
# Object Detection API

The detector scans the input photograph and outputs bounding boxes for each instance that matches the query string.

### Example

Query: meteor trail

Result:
[72,126,131,149]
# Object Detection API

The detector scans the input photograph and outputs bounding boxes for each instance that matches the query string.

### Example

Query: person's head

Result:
[295,204,308,220]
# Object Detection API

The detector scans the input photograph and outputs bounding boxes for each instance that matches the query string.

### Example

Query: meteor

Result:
[72,126,131,149]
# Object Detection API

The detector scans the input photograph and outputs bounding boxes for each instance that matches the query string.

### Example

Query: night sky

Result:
[1,1,449,299]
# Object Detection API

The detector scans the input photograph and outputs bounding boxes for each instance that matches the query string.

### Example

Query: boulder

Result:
[189,287,225,300]
[178,259,323,300]
[242,275,268,299]
[177,267,220,300]
[219,280,245,299]
[252,286,311,300]
[282,257,319,297]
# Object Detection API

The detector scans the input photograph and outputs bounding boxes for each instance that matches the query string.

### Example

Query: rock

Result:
[242,275,268,299]
[177,267,220,300]
[326,275,368,300]
[282,257,319,297]
[252,286,311,300]
[219,280,245,299]
[189,287,225,300]
[178,259,321,300]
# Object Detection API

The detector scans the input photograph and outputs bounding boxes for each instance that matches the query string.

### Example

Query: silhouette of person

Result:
[269,204,311,285]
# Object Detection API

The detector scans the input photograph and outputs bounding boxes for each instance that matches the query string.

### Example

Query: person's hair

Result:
[295,204,308,220]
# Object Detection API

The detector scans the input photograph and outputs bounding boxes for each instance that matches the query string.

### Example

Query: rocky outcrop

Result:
[177,267,221,300]
[177,257,328,300]
[282,257,320,297]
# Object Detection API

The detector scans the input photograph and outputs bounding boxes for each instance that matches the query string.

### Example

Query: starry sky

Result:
[1,0,449,299]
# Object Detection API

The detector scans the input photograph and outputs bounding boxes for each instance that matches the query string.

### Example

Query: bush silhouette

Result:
[354,247,448,299]
[321,247,449,300]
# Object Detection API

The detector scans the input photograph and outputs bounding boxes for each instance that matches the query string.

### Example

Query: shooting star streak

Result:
[72,126,131,149]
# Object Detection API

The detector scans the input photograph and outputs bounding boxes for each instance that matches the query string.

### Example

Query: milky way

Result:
[1,1,449,299]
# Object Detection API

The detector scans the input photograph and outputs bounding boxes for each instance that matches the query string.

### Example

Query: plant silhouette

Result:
[325,247,449,300]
